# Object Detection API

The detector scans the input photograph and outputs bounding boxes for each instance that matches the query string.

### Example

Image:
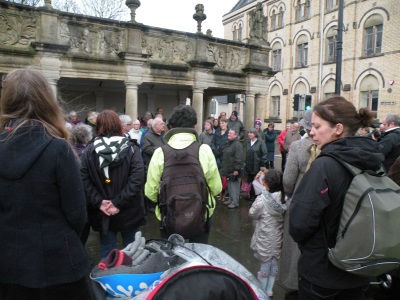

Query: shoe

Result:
[227,204,238,209]
[223,201,232,206]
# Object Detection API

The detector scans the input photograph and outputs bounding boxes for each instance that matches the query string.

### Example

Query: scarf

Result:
[94,136,129,184]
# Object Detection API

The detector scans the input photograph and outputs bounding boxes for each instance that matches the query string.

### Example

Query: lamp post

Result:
[335,0,344,95]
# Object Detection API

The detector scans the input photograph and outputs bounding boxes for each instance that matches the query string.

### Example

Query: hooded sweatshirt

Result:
[0,123,89,287]
[289,136,384,289]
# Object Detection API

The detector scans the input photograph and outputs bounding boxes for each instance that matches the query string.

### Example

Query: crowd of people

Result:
[1,68,400,300]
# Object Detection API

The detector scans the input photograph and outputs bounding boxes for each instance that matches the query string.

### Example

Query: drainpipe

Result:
[318,0,325,102]
[335,0,344,95]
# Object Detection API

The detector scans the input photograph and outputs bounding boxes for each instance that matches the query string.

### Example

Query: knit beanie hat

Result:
[254,118,262,127]
[98,249,133,270]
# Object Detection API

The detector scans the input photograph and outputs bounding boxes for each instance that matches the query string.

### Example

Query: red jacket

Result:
[278,129,287,152]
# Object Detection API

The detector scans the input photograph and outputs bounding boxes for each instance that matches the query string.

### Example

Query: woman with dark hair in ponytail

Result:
[289,96,384,299]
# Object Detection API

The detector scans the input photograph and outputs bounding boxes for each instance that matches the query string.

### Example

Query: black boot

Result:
[270,161,274,169]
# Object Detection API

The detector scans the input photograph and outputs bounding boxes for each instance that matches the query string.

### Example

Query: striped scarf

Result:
[94,136,129,183]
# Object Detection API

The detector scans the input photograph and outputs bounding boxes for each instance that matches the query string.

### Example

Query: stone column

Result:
[192,88,204,132]
[255,93,266,124]
[47,78,58,98]
[244,93,255,130]
[125,82,139,120]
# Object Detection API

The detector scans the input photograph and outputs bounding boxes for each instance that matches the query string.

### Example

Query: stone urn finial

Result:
[193,4,207,34]
[126,0,141,23]
[44,0,52,8]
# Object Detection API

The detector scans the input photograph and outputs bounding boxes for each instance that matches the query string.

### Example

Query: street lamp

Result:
[335,0,344,95]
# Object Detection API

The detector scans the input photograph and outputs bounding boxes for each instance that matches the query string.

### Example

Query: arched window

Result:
[271,10,277,30]
[296,0,302,22]
[326,26,337,62]
[270,85,281,118]
[323,79,336,99]
[232,25,237,41]
[296,35,308,67]
[363,14,383,56]
[294,82,308,114]
[304,0,311,19]
[278,7,284,28]
[326,0,334,12]
[360,75,379,118]
[272,43,282,71]
[238,23,242,41]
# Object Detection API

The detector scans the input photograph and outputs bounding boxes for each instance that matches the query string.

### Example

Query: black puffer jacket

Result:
[379,128,400,171]
[81,140,146,233]
[245,138,268,175]
[289,136,384,289]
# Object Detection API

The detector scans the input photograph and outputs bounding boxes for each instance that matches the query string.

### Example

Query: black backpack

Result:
[158,142,210,239]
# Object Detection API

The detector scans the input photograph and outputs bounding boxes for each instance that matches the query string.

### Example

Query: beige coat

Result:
[249,191,287,262]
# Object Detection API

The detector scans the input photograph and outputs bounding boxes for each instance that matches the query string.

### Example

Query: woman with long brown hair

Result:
[81,109,146,259]
[0,68,90,299]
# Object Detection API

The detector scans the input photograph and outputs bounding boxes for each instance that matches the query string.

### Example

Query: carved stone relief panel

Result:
[206,44,247,70]
[60,22,125,58]
[141,36,194,64]
[0,12,37,47]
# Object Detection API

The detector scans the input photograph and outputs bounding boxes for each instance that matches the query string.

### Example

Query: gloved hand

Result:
[122,231,150,266]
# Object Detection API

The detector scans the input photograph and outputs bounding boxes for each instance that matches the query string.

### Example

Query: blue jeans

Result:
[100,228,139,258]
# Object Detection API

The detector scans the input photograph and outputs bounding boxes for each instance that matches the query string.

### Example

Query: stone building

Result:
[0,0,274,131]
[223,0,400,130]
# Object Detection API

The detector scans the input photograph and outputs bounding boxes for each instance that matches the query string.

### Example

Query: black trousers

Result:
[298,277,367,300]
[0,277,91,300]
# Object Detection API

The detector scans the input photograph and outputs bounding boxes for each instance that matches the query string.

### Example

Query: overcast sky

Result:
[132,0,239,38]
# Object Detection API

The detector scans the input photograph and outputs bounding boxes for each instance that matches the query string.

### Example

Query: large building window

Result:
[272,43,282,71]
[304,0,311,19]
[270,85,281,118]
[323,78,336,99]
[271,10,277,30]
[232,25,237,41]
[296,35,308,67]
[238,23,242,41]
[326,0,336,12]
[360,75,379,118]
[296,0,302,22]
[278,7,284,28]
[363,14,383,56]
[326,27,337,62]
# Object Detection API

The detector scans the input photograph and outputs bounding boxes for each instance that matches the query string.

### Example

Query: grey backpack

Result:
[325,155,400,277]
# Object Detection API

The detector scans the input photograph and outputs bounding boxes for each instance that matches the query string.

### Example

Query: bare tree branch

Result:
[4,0,43,6]
[81,0,129,20]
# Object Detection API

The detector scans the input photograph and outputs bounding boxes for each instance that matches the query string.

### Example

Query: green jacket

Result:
[145,128,222,221]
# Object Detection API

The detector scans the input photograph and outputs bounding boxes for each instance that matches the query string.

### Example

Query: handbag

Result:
[240,181,251,193]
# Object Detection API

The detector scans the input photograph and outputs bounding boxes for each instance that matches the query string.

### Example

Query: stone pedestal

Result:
[245,93,255,130]
[192,89,204,132]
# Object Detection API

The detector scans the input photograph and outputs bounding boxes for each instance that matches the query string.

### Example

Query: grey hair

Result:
[248,127,259,137]
[152,117,163,128]
[119,114,132,126]
[87,111,99,122]
[385,114,400,126]
[71,124,93,144]
[69,110,77,117]
[229,127,239,136]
